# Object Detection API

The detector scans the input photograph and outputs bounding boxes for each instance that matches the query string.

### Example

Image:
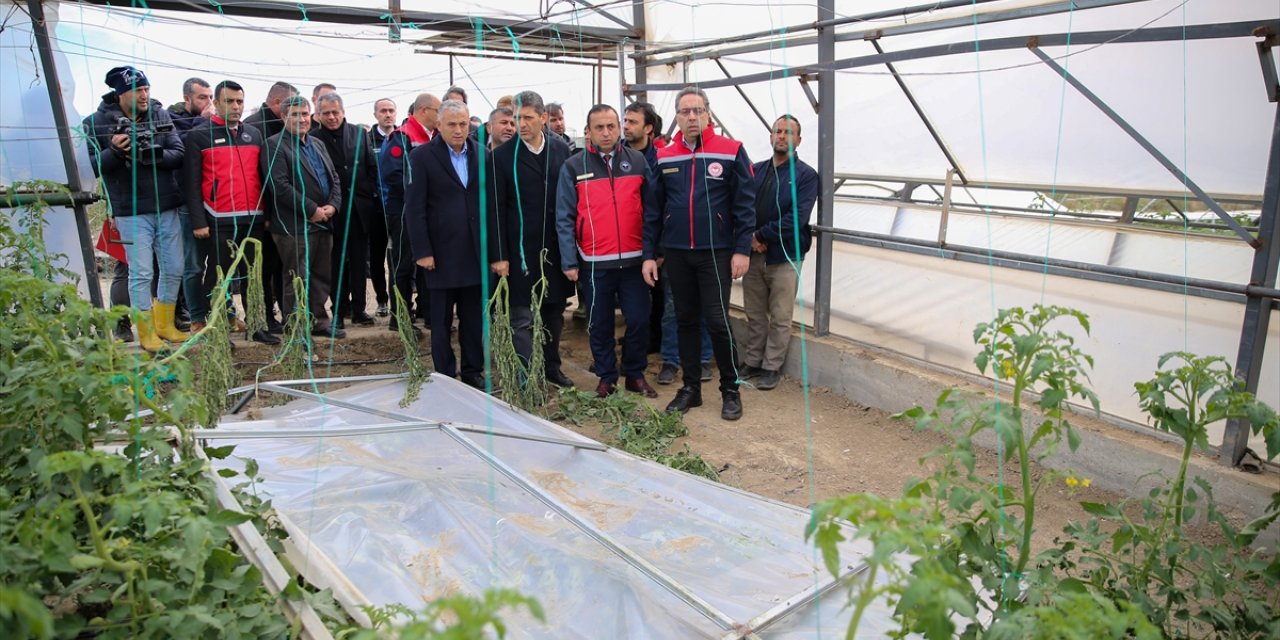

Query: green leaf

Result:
[68,553,106,570]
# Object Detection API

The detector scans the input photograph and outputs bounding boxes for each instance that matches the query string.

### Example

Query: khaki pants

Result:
[741,253,799,371]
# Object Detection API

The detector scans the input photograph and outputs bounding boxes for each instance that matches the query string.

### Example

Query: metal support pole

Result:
[617,44,628,108]
[1119,196,1140,224]
[938,169,955,246]
[631,0,647,103]
[1220,102,1280,466]
[387,0,401,42]
[25,0,104,309]
[871,39,967,184]
[813,0,835,337]
[713,58,772,133]
[1030,46,1258,247]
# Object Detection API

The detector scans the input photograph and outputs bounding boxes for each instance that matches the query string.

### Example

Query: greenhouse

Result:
[2,0,1279,638]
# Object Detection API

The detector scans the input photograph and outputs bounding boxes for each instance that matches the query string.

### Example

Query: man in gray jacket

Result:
[262,96,345,339]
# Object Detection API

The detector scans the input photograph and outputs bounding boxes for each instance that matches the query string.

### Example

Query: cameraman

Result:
[83,65,187,352]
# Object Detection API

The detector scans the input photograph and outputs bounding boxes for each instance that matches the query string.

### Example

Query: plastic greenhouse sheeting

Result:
[210,375,884,638]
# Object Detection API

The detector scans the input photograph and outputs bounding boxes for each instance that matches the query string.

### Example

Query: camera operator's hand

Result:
[110,134,132,152]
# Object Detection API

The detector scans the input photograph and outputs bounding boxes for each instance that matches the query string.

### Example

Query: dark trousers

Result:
[330,205,370,318]
[663,248,738,393]
[200,224,266,322]
[386,214,428,322]
[261,227,284,323]
[429,285,483,379]
[512,301,567,375]
[366,207,389,306]
[580,265,650,384]
[272,231,334,327]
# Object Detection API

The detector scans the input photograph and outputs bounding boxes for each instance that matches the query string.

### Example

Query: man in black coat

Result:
[244,80,298,331]
[490,91,574,388]
[403,99,489,388]
[262,95,346,339]
[313,92,380,327]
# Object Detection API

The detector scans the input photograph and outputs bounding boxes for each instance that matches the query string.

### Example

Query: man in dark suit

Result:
[490,90,574,388]
[403,99,487,388]
[262,95,346,339]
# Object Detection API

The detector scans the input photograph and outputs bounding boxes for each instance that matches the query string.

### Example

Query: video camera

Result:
[113,117,174,164]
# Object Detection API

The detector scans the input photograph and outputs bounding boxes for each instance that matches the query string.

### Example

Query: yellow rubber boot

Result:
[134,310,165,353]
[152,300,190,342]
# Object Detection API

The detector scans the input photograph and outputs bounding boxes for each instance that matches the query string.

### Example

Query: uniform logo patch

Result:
[619,160,631,172]
[241,133,252,142]
[390,145,403,158]
[707,162,724,178]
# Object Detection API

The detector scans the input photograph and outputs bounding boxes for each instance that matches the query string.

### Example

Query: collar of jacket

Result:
[399,116,432,145]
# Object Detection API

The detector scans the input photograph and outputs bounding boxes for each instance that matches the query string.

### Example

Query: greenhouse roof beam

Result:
[1029,46,1258,247]
[830,172,1264,204]
[628,19,1279,92]
[73,0,635,44]
[870,39,968,185]
[713,58,772,133]
[636,0,1144,69]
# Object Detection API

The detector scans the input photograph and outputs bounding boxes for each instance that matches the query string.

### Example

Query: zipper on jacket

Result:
[606,152,624,261]
[687,154,696,249]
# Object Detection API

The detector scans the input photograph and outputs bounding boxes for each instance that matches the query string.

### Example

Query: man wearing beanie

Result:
[83,65,188,352]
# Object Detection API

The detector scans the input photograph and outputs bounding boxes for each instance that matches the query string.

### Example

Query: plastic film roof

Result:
[640,0,1278,197]
[209,375,886,638]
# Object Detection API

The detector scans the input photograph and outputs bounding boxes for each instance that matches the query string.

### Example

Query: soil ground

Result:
[216,303,1236,554]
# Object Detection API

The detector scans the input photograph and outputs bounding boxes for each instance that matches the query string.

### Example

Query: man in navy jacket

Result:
[403,100,488,388]
[741,115,818,391]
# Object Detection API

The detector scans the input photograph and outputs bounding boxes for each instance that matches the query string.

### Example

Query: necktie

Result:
[603,153,612,175]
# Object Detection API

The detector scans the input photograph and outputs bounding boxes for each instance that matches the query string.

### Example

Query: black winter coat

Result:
[82,95,184,217]
[490,134,573,307]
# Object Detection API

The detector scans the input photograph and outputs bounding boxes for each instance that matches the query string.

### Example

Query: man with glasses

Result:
[642,86,757,421]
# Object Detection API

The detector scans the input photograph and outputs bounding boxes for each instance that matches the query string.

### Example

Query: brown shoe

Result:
[595,380,616,398]
[190,321,207,333]
[625,377,658,398]
[231,317,247,332]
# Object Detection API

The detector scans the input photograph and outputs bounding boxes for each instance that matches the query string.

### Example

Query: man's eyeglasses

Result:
[677,107,707,117]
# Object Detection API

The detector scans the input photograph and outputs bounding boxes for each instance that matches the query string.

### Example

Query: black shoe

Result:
[174,317,191,332]
[312,324,346,339]
[758,369,780,391]
[657,362,678,385]
[739,364,764,380]
[267,318,285,335]
[665,386,702,414]
[721,390,743,421]
[376,304,390,317]
[462,375,487,391]
[700,362,713,382]
[546,369,575,388]
[114,321,135,343]
[352,312,376,326]
[389,320,422,337]
[334,317,346,330]
[250,329,281,346]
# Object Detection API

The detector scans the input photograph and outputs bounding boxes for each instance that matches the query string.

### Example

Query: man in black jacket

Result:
[490,90,574,388]
[313,92,380,327]
[82,65,188,352]
[262,96,345,339]
[245,80,298,331]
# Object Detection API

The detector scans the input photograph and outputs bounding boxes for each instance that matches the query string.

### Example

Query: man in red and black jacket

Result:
[642,86,758,421]
[182,79,279,345]
[556,104,659,399]
[379,92,440,332]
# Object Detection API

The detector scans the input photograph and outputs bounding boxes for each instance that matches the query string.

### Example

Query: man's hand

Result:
[109,134,132,152]
[642,259,660,287]
[417,256,436,270]
[730,253,749,280]
[491,260,509,277]
[310,208,327,223]
[752,236,767,253]
[193,226,210,239]
[563,268,578,282]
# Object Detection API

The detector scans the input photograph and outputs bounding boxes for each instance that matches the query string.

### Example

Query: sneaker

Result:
[721,390,743,421]
[595,380,617,398]
[739,364,764,380]
[700,362,713,382]
[376,304,390,317]
[352,312,376,326]
[657,362,678,385]
[665,386,703,413]
[758,369,781,391]
[625,377,658,398]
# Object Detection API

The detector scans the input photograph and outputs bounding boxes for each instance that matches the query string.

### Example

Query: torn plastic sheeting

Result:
[209,375,877,637]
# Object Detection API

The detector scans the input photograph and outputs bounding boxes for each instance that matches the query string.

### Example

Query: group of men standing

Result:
[84,64,816,423]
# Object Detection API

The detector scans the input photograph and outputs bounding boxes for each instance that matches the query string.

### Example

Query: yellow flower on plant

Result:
[1065,476,1079,487]
[1000,359,1016,378]
[1081,478,1091,488]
